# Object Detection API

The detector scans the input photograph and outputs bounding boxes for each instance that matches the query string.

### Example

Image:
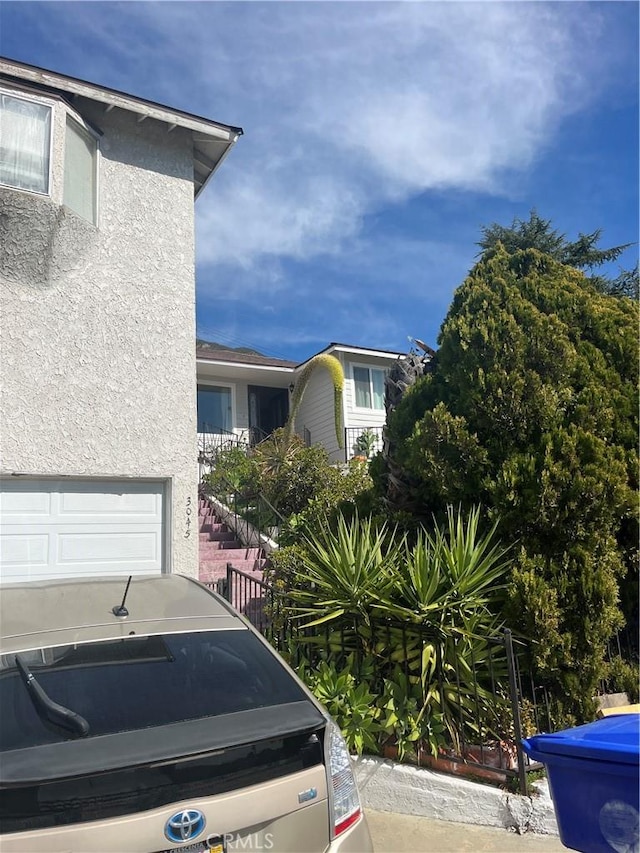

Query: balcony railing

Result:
[344,425,384,462]
[198,424,268,481]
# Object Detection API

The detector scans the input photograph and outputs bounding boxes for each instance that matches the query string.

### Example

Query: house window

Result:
[64,116,97,224]
[353,366,385,410]
[197,385,233,433]
[0,93,52,194]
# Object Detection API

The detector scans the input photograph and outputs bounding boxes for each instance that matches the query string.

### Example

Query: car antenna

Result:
[112,575,133,617]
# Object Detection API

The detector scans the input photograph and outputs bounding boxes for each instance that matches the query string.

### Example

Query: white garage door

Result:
[0,479,165,583]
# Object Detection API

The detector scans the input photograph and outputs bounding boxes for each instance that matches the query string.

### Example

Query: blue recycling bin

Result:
[523,714,639,853]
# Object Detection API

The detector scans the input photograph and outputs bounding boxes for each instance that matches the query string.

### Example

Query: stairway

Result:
[198,495,265,586]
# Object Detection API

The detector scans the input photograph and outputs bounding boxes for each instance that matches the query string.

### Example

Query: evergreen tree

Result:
[478,210,636,297]
[381,245,639,721]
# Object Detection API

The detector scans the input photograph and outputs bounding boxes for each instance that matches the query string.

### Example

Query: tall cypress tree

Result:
[382,244,638,721]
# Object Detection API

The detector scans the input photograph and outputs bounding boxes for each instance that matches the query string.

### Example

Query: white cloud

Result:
[186,2,604,267]
[19,2,617,282]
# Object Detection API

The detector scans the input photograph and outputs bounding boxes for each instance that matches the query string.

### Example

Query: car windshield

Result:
[0,630,306,751]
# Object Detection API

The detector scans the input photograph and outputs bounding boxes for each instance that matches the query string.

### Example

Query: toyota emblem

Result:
[164,809,206,843]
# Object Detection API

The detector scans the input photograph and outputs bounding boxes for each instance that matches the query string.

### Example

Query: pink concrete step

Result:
[199,520,226,533]
[199,540,243,553]
[201,546,262,560]
[198,517,219,527]
[198,532,237,545]
[198,546,262,561]
[199,558,263,577]
[205,530,237,542]
[199,531,226,541]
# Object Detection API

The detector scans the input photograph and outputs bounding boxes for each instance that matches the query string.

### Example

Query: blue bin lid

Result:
[523,714,639,766]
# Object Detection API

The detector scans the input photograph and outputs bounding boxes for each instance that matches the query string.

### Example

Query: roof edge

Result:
[0,56,243,142]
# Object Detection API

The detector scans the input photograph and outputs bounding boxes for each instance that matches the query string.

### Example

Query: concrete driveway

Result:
[366,809,567,853]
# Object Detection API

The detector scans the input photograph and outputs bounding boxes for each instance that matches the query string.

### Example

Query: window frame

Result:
[197,381,236,434]
[350,363,387,412]
[0,87,54,197]
[63,112,100,226]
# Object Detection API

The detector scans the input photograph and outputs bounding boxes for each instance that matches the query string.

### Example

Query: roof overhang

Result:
[296,343,406,371]
[197,357,295,387]
[0,57,243,198]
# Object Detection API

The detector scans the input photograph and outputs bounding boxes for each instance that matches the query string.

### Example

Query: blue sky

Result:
[2,1,638,362]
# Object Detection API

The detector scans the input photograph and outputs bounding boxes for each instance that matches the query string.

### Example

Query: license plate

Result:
[160,838,225,853]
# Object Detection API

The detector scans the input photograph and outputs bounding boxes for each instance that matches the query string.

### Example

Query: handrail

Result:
[201,473,285,549]
[199,423,239,438]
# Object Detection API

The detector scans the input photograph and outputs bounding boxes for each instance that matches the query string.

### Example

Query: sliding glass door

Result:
[197,385,233,433]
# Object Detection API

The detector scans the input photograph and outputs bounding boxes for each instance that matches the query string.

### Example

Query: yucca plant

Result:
[383,506,510,628]
[286,505,515,759]
[288,511,402,627]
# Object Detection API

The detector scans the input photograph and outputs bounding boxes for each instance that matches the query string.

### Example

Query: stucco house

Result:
[196,342,404,467]
[0,57,241,583]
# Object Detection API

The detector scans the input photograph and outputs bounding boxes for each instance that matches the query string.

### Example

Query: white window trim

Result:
[350,362,387,413]
[64,111,101,227]
[197,380,236,433]
[0,86,54,198]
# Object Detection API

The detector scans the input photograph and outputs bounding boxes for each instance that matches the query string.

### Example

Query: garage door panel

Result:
[0,533,49,567]
[0,490,52,516]
[0,480,165,582]
[0,563,48,584]
[59,490,161,517]
[58,531,159,564]
[0,563,144,584]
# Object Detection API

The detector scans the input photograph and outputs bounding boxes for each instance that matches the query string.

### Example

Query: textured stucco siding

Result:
[294,367,342,463]
[0,101,198,575]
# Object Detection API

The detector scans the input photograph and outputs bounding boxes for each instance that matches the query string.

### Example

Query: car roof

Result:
[0,574,243,653]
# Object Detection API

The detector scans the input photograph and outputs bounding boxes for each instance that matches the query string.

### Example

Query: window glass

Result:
[0,93,51,194]
[353,367,385,410]
[0,630,306,750]
[353,367,372,408]
[197,385,232,432]
[372,369,385,410]
[64,117,97,223]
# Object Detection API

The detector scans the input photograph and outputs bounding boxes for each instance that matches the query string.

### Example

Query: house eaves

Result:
[295,342,406,371]
[0,56,243,198]
[196,349,296,387]
[196,349,297,370]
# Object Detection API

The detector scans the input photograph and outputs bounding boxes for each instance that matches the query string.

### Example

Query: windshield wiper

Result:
[15,655,90,738]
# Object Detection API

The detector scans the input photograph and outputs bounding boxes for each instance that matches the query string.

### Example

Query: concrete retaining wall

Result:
[353,756,559,835]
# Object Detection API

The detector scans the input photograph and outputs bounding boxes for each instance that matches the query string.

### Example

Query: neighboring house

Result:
[0,57,242,583]
[197,346,297,449]
[196,342,405,466]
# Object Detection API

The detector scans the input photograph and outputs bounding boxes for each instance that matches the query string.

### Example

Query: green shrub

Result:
[603,656,640,703]
[202,447,258,496]
[284,505,514,751]
[300,657,382,755]
[379,246,639,721]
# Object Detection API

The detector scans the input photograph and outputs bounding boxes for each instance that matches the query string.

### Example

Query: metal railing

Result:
[199,424,270,457]
[200,474,285,552]
[344,426,384,462]
[220,565,553,794]
[198,425,270,482]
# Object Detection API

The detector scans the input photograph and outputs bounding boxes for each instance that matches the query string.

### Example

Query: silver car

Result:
[0,574,373,852]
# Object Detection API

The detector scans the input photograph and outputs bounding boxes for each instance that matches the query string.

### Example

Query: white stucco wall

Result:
[0,94,198,575]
